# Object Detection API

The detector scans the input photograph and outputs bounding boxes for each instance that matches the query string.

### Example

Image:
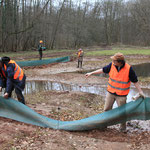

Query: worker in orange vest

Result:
[77,48,84,68]
[0,57,26,104]
[85,52,145,132]
[38,40,44,60]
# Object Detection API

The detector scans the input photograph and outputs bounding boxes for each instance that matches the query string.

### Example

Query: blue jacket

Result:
[0,58,26,93]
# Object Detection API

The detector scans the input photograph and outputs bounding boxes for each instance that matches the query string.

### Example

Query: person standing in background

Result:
[38,40,44,60]
[77,48,84,68]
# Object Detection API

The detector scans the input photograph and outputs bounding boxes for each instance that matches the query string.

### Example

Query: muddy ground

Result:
[1,50,150,150]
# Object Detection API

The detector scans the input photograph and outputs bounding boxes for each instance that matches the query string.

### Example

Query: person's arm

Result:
[0,72,5,92]
[4,64,14,98]
[38,44,42,51]
[85,63,112,78]
[80,51,84,57]
[85,69,103,78]
[0,77,2,92]
[133,82,145,98]
[129,67,145,99]
[0,75,3,91]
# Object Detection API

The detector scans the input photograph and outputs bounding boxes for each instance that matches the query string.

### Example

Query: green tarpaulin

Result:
[0,96,149,131]
[16,56,70,67]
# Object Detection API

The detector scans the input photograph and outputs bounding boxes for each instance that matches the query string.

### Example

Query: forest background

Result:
[0,0,149,52]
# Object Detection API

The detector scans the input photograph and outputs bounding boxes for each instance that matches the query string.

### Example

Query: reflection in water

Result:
[25,81,106,95]
[25,81,150,108]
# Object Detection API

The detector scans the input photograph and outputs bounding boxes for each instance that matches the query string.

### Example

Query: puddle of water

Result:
[132,63,150,77]
[1,80,149,111]
[25,81,107,95]
[25,81,150,108]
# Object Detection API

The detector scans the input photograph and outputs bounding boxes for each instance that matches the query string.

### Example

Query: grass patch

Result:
[1,46,150,59]
[0,49,75,59]
[86,48,150,56]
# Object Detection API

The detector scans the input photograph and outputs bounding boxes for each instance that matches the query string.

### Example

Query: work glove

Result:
[132,91,145,100]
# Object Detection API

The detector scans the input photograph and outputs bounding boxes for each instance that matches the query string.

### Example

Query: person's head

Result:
[39,40,43,44]
[111,52,125,66]
[78,48,82,51]
[0,57,10,68]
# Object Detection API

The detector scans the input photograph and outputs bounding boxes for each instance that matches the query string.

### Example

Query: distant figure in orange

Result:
[38,40,44,60]
[77,48,84,68]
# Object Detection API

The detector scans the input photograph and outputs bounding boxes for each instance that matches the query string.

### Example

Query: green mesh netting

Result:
[0,96,149,131]
[16,56,70,67]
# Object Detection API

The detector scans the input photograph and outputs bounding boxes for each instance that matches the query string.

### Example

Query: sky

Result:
[53,0,130,8]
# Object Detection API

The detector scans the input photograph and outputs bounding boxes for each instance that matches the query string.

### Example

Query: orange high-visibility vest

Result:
[107,63,131,95]
[78,51,83,57]
[3,60,24,80]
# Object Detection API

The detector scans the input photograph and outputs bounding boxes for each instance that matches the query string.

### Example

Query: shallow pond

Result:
[25,80,150,108]
[132,63,150,77]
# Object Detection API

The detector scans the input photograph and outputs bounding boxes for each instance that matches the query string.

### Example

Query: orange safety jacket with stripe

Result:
[107,63,131,96]
[78,51,83,57]
[3,60,24,81]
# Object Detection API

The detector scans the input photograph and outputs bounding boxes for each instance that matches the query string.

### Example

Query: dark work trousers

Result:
[5,75,26,105]
[39,50,43,60]
[15,75,26,104]
[5,86,14,98]
[15,87,25,104]
[77,60,82,68]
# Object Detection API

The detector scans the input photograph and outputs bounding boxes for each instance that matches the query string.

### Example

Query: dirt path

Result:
[1,53,150,150]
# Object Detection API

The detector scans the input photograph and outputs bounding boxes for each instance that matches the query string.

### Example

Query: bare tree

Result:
[50,0,66,49]
[1,0,150,52]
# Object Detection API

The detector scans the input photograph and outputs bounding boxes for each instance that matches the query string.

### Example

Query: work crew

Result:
[77,48,84,68]
[0,57,26,104]
[85,52,145,132]
[38,40,44,60]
